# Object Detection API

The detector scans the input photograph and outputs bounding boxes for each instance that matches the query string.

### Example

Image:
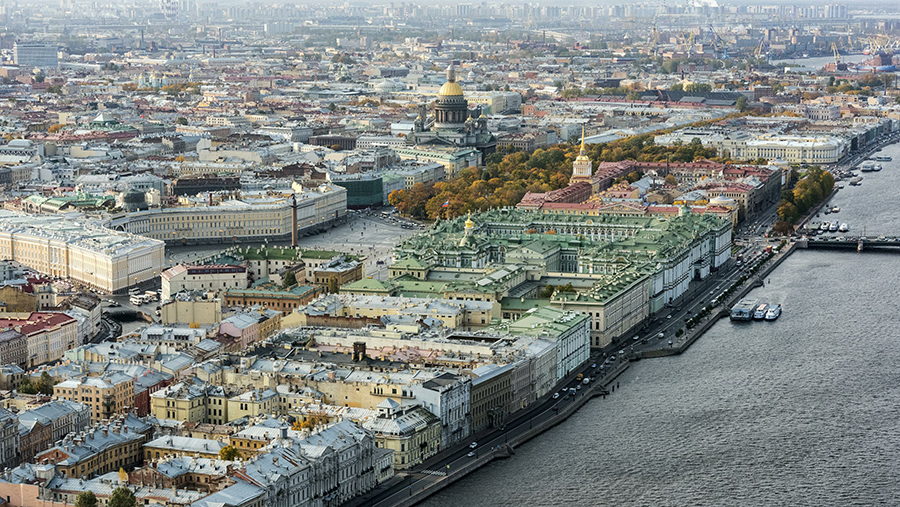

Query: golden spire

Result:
[580,125,585,155]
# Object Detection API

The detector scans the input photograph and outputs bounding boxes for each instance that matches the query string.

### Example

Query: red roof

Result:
[0,312,76,337]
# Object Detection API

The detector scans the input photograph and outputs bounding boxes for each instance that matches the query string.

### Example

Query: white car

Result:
[469,442,478,449]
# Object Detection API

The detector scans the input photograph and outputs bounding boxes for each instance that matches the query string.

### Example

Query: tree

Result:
[294,413,329,429]
[175,117,188,125]
[75,492,98,507]
[108,487,136,507]
[327,276,340,294]
[736,96,748,112]
[684,83,711,93]
[36,371,55,395]
[772,220,794,236]
[282,270,297,289]
[219,445,239,461]
[18,377,36,394]
[540,285,555,298]
[48,124,65,133]
[664,174,678,185]
[34,73,45,83]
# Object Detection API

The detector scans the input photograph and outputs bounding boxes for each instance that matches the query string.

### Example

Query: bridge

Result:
[799,237,900,252]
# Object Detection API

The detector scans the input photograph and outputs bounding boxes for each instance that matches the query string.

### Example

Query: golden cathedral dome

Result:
[439,81,464,97]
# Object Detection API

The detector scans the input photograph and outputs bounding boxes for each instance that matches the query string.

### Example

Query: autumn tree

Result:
[219,445,239,461]
[294,413,329,429]
[327,275,340,294]
[664,174,678,185]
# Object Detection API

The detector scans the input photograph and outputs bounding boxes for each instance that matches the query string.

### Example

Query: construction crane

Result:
[708,24,728,59]
[832,42,841,67]
[755,38,770,63]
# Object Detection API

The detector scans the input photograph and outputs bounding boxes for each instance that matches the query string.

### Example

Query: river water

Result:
[421,146,900,506]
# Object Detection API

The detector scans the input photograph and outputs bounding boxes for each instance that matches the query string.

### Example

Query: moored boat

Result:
[753,303,769,320]
[764,304,782,321]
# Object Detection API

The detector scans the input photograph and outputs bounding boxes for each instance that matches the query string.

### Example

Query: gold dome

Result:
[439,81,464,97]
[465,212,475,228]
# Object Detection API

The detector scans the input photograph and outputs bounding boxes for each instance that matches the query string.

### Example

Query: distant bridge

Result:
[799,237,900,252]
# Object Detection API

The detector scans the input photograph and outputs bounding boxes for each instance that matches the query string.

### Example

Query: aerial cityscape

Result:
[0,0,899,505]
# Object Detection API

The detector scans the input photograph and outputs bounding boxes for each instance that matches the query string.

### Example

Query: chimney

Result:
[103,428,108,437]
[209,192,213,206]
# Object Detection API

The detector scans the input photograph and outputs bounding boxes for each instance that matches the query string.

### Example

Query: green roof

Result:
[340,278,396,294]
[498,297,550,312]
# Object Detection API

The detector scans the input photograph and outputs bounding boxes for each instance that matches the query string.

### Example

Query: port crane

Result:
[708,24,728,59]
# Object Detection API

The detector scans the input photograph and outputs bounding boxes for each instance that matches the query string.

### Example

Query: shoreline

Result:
[376,132,900,507]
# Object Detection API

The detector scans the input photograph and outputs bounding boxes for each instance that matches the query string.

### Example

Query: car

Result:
[632,335,639,341]
[591,363,597,368]
[467,451,476,457]
[667,314,672,319]
[553,393,560,399]
[618,350,625,355]
[668,340,673,345]
[709,290,715,295]
[657,332,665,339]
[576,385,582,390]
[469,442,478,449]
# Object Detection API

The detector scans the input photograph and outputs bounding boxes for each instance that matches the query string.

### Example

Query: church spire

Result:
[580,125,586,155]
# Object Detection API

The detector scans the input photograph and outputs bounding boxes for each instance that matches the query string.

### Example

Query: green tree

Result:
[219,445,239,461]
[34,73,45,83]
[282,270,297,289]
[36,371,55,395]
[75,491,98,507]
[736,96,748,112]
[540,285,555,298]
[108,487,136,507]
[684,83,711,93]
[175,117,188,125]
[18,377,36,394]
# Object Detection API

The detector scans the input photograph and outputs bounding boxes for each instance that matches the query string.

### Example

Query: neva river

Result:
[422,146,900,506]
